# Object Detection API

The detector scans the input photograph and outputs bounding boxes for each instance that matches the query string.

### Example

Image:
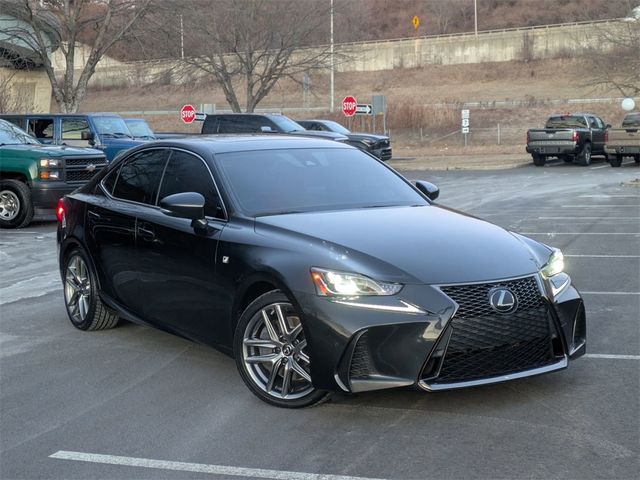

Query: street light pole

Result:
[474,0,478,36]
[330,0,334,112]
[180,14,184,59]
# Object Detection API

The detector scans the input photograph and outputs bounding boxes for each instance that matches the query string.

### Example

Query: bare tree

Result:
[586,19,640,96]
[177,0,335,112]
[0,72,34,113]
[1,0,152,113]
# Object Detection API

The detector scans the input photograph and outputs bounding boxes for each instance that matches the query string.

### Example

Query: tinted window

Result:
[268,116,305,133]
[216,148,426,216]
[61,118,91,140]
[545,116,587,128]
[158,151,223,218]
[594,117,605,129]
[319,120,350,134]
[622,113,640,127]
[112,150,169,204]
[217,116,268,134]
[0,119,39,145]
[101,166,120,195]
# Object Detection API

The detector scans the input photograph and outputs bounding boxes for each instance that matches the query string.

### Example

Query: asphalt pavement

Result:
[1,160,638,480]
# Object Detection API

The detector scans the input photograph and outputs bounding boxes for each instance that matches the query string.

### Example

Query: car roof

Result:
[128,134,350,155]
[0,112,122,118]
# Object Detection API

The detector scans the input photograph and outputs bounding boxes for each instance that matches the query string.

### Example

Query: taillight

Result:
[526,131,530,144]
[572,131,579,142]
[604,129,609,143]
[56,198,65,222]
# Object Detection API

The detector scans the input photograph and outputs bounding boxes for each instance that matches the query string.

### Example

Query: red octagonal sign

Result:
[342,96,357,117]
[181,104,196,124]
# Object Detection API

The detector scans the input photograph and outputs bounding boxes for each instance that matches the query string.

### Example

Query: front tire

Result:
[0,180,34,229]
[532,154,546,166]
[62,248,119,331]
[609,154,623,168]
[578,143,592,166]
[234,290,329,408]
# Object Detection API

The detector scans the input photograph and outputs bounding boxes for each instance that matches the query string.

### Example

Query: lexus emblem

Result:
[85,164,96,172]
[489,288,517,314]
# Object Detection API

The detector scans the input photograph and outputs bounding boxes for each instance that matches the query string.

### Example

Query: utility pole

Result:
[180,14,184,59]
[330,0,334,112]
[474,0,478,36]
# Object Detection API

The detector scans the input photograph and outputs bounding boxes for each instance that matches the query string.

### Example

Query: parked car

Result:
[526,113,610,166]
[604,112,640,167]
[1,113,146,162]
[201,113,349,143]
[0,119,106,228]
[296,119,392,160]
[57,135,585,408]
[124,118,157,140]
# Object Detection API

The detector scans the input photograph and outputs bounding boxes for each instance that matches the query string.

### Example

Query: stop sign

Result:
[181,104,196,124]
[342,96,357,117]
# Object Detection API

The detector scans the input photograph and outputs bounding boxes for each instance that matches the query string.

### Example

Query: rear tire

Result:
[0,179,34,229]
[609,155,623,168]
[578,143,592,166]
[234,290,329,408]
[62,247,119,331]
[532,154,546,167]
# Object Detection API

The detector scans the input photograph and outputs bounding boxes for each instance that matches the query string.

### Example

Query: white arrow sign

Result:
[355,104,372,115]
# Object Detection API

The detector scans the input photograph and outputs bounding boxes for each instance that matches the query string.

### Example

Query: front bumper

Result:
[295,274,585,393]
[31,182,77,211]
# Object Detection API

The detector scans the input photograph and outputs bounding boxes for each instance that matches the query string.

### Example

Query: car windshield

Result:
[622,113,640,127]
[93,116,133,137]
[545,116,587,128]
[320,120,350,134]
[269,116,305,133]
[216,148,427,216]
[125,119,156,139]
[0,120,40,145]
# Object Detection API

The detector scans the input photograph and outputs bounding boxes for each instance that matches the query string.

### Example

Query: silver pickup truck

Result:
[526,114,610,166]
[605,112,640,167]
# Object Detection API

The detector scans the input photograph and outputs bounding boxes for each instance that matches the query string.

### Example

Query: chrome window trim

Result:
[99,146,229,222]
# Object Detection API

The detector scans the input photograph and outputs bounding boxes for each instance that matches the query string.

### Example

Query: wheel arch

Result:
[0,171,30,186]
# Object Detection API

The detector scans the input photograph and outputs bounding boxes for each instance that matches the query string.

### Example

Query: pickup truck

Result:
[526,113,610,166]
[0,113,146,162]
[0,119,107,228]
[605,112,640,167]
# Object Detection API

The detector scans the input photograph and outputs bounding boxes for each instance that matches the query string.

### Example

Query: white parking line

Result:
[585,354,640,360]
[578,195,640,198]
[590,164,610,170]
[49,451,388,480]
[560,205,639,208]
[537,217,640,220]
[581,291,640,295]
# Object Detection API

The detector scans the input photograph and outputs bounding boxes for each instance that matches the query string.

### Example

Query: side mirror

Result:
[160,192,206,227]
[415,180,439,201]
[605,124,612,129]
[260,126,275,133]
[81,131,94,141]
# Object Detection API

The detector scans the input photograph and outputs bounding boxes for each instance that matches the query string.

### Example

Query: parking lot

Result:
[1,161,638,480]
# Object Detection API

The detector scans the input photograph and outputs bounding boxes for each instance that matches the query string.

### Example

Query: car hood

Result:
[289,130,349,141]
[0,144,104,157]
[256,205,549,285]
[346,133,389,143]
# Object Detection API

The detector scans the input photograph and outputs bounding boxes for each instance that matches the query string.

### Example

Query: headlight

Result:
[540,248,564,279]
[39,158,59,168]
[361,139,375,147]
[39,171,60,180]
[311,268,402,296]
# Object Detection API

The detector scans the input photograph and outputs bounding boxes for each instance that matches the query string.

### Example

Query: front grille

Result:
[64,156,107,184]
[378,148,392,161]
[422,276,558,384]
[349,331,374,380]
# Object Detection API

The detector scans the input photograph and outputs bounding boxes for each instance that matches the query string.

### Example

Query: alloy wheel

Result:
[0,190,20,221]
[64,254,92,323]
[242,302,313,400]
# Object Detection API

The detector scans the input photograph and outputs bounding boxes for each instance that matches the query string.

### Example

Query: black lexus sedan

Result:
[57,136,585,408]
[296,119,392,160]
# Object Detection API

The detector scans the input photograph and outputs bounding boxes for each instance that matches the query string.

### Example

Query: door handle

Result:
[88,210,101,220]
[137,224,155,241]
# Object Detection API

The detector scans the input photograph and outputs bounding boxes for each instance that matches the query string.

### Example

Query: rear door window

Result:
[28,118,54,141]
[111,149,170,205]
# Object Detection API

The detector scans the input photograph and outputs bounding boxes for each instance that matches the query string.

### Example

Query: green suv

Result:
[0,119,107,228]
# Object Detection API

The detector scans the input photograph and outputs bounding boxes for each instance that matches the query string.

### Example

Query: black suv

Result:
[201,114,348,143]
[297,119,392,161]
